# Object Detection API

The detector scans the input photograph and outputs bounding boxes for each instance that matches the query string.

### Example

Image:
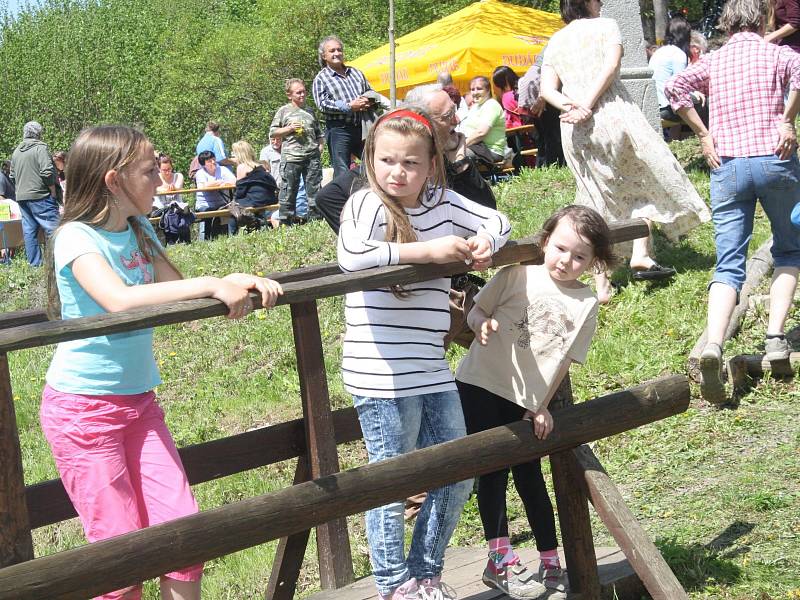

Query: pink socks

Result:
[539,548,561,570]
[487,537,520,573]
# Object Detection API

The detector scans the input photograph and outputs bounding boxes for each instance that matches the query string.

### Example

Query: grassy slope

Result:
[1,164,798,599]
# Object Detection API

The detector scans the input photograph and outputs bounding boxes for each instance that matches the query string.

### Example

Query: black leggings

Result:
[456,379,558,552]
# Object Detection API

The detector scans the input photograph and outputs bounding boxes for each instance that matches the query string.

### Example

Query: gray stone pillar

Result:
[602,0,661,131]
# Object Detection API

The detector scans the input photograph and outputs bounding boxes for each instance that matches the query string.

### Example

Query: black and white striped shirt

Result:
[312,65,372,125]
[337,188,511,398]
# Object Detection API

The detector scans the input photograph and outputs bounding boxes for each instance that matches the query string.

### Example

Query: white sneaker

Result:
[699,342,726,404]
[418,578,457,600]
[482,561,547,599]
[765,336,790,362]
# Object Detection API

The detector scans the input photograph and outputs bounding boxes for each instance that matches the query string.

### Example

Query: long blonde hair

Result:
[231,140,260,172]
[46,125,174,320]
[362,107,447,245]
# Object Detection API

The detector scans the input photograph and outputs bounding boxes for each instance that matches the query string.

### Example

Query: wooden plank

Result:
[153,184,235,197]
[687,237,773,382]
[306,547,646,600]
[0,220,649,353]
[0,375,688,600]
[549,376,601,599]
[25,406,362,529]
[265,457,312,600]
[0,310,48,331]
[0,353,33,567]
[291,301,354,589]
[147,204,278,225]
[572,445,687,600]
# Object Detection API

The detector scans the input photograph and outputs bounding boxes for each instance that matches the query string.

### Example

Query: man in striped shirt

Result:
[312,35,374,179]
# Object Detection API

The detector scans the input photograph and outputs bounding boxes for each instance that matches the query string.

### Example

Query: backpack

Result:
[159,202,196,243]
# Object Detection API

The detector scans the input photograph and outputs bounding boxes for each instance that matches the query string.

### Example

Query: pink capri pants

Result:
[41,385,203,600]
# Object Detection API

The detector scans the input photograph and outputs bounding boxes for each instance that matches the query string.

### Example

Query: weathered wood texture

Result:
[265,457,311,600]
[306,546,646,600]
[728,352,800,379]
[549,376,601,598]
[687,238,774,382]
[0,354,33,567]
[0,375,688,600]
[0,310,47,330]
[25,407,362,529]
[0,220,649,353]
[572,445,687,600]
[292,301,354,589]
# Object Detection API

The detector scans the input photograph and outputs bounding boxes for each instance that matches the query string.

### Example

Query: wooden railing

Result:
[0,219,690,599]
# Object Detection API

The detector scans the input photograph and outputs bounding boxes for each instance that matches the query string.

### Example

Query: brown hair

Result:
[560,0,593,23]
[535,205,615,272]
[46,125,176,319]
[717,0,766,33]
[362,107,447,245]
[285,78,305,94]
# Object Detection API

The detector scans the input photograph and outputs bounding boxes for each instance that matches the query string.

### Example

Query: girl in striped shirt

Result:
[337,107,510,600]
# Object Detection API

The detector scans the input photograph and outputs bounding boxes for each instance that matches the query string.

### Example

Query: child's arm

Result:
[466,304,498,346]
[447,191,511,270]
[338,191,475,271]
[73,253,282,319]
[524,359,572,440]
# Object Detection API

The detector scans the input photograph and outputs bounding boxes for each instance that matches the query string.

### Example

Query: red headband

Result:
[379,109,433,133]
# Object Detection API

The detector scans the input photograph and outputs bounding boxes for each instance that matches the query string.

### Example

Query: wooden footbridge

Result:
[0,219,691,599]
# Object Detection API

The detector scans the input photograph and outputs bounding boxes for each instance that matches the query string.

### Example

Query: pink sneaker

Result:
[418,577,457,600]
[380,578,419,600]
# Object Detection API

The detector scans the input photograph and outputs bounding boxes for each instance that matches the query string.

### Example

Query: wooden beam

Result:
[572,444,687,600]
[0,220,649,353]
[25,407,362,529]
[265,457,311,600]
[549,376,601,598]
[0,375,689,600]
[291,301,354,588]
[0,354,33,567]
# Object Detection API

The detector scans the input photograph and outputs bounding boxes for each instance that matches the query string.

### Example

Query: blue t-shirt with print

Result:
[46,218,162,395]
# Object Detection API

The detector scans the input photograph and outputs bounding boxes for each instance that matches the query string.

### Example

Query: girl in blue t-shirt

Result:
[41,125,282,600]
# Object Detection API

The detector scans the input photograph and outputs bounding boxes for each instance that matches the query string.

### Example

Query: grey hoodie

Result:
[10,138,55,201]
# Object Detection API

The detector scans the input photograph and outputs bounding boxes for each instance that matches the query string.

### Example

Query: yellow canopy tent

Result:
[349,0,564,99]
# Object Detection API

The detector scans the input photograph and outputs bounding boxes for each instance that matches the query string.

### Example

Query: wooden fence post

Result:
[290,301,354,589]
[0,353,33,567]
[265,457,311,600]
[549,374,601,599]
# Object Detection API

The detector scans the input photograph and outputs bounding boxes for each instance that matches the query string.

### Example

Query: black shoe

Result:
[631,262,676,281]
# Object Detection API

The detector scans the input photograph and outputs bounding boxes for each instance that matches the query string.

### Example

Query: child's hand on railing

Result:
[222,273,284,309]
[466,235,493,271]
[524,406,554,440]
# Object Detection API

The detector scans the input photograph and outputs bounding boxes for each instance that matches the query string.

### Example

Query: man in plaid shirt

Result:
[313,35,373,178]
[665,0,800,403]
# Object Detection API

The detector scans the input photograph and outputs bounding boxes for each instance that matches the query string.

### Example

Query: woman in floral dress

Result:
[540,0,710,302]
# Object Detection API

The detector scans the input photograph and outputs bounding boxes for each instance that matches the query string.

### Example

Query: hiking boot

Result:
[537,563,569,597]
[482,562,546,599]
[699,342,726,404]
[765,336,790,362]
[418,578,457,600]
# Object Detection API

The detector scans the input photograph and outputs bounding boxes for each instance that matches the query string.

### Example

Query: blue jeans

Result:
[326,121,363,179]
[353,390,472,595]
[710,154,800,292]
[18,196,60,266]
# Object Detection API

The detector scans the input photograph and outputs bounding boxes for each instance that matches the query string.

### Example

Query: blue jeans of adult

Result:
[710,154,800,293]
[353,390,472,596]
[326,121,363,179]
[195,197,236,241]
[19,195,60,266]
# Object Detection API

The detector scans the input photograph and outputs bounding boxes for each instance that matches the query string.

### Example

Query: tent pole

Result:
[389,0,396,108]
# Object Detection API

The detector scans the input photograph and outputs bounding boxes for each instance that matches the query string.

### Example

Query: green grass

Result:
[2,163,799,599]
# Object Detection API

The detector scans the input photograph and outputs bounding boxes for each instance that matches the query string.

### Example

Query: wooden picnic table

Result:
[505,124,535,136]
[148,203,278,226]
[153,183,236,197]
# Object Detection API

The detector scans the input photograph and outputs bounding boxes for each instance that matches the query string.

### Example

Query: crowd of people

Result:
[4,0,800,599]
